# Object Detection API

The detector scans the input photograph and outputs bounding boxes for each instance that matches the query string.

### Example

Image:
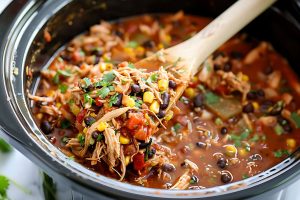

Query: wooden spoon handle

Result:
[166,0,277,77]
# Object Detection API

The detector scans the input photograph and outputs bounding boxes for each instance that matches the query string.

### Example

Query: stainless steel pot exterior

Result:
[0,0,300,199]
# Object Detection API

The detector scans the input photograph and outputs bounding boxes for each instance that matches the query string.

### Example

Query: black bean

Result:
[91,49,103,57]
[223,63,232,72]
[139,142,148,149]
[220,127,228,135]
[243,103,254,113]
[85,84,94,92]
[131,84,141,93]
[221,172,232,183]
[228,117,238,124]
[213,51,225,60]
[113,93,123,107]
[190,175,199,184]
[41,121,52,135]
[181,162,188,168]
[283,124,292,133]
[217,158,227,169]
[162,163,176,172]
[92,131,101,139]
[260,100,273,113]
[196,142,206,148]
[161,92,170,109]
[113,29,123,38]
[84,116,96,127]
[277,115,288,126]
[214,64,222,71]
[269,102,283,116]
[148,148,156,159]
[246,91,257,100]
[168,80,177,89]
[263,65,273,75]
[193,94,204,107]
[230,51,243,59]
[143,40,155,48]
[256,89,265,98]
[157,109,166,118]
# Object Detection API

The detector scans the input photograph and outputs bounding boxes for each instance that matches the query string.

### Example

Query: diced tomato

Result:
[133,126,148,141]
[76,109,87,124]
[72,51,84,63]
[133,152,145,171]
[126,113,144,130]
[95,97,103,107]
[188,81,198,88]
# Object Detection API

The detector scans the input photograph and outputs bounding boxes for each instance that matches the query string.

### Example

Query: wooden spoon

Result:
[135,0,276,113]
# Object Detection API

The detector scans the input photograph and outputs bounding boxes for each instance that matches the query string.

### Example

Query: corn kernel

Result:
[239,148,248,157]
[90,113,97,118]
[165,35,172,44]
[192,76,198,82]
[164,111,174,121]
[83,127,88,134]
[184,87,196,98]
[97,122,108,132]
[136,46,145,55]
[224,145,237,157]
[286,138,296,148]
[252,102,259,110]
[126,97,135,107]
[158,43,164,49]
[119,135,131,144]
[143,91,154,103]
[99,63,107,72]
[242,74,249,82]
[70,104,81,115]
[125,156,131,166]
[158,79,169,91]
[150,100,160,114]
[56,102,62,108]
[46,90,56,97]
[36,113,43,120]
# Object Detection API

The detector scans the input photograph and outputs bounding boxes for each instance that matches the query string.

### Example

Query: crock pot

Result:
[1,0,300,199]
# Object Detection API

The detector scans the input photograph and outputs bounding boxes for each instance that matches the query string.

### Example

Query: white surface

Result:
[0,149,43,200]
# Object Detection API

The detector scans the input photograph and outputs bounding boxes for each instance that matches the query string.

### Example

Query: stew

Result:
[30,12,300,190]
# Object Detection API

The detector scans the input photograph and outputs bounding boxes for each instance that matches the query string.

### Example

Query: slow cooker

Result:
[1,0,300,199]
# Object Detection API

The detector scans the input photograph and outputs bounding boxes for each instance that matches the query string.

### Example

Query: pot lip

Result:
[1,0,300,199]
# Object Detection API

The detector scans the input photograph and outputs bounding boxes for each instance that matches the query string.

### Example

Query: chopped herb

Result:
[83,77,92,87]
[0,139,11,153]
[68,99,75,104]
[273,149,290,158]
[240,129,251,140]
[57,69,72,77]
[214,117,223,126]
[249,134,260,143]
[197,84,205,92]
[108,86,115,91]
[77,134,85,146]
[61,119,71,129]
[97,134,103,141]
[102,71,116,82]
[97,87,110,99]
[274,124,284,135]
[126,41,139,48]
[204,92,220,105]
[109,93,119,107]
[179,96,189,104]
[242,174,249,179]
[53,73,60,84]
[128,63,135,69]
[291,112,300,128]
[144,138,153,161]
[68,156,75,161]
[58,84,68,93]
[189,179,197,184]
[134,98,143,108]
[0,175,9,199]
[172,123,181,133]
[229,129,251,147]
[147,73,158,83]
[89,138,95,145]
[61,136,69,144]
[83,93,94,105]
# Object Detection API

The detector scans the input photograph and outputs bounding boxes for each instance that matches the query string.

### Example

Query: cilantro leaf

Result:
[172,123,181,133]
[291,112,300,128]
[109,93,119,107]
[273,149,290,158]
[274,124,284,135]
[97,87,110,99]
[83,77,91,87]
[57,69,72,77]
[0,175,9,199]
[0,139,11,153]
[204,92,220,105]
[128,63,135,69]
[83,94,94,105]
[58,84,68,94]
[102,72,115,82]
[126,41,138,48]
[61,119,71,129]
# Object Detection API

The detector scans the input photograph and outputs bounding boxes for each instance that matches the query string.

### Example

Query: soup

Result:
[30,12,300,189]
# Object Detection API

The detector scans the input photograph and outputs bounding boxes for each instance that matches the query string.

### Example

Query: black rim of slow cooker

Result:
[1,0,300,199]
